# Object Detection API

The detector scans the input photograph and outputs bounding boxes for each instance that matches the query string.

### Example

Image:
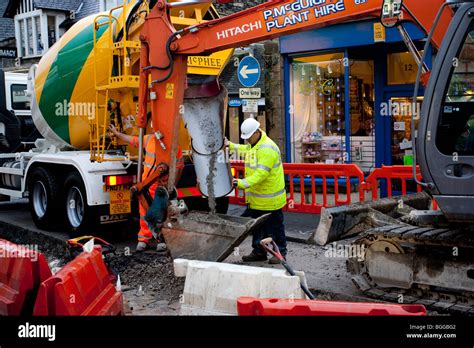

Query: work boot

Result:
[136,241,148,252]
[242,252,267,262]
[156,243,167,252]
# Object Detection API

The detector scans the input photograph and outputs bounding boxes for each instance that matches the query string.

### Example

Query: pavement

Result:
[225,204,366,301]
[0,200,373,305]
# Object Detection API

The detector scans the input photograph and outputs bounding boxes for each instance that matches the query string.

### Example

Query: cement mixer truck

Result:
[0,0,233,234]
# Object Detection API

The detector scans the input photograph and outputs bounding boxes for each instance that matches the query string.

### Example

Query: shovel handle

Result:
[260,238,315,300]
[260,238,285,261]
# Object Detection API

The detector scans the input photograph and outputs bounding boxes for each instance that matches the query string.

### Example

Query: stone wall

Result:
[263,40,286,160]
[213,1,267,16]
[212,1,287,158]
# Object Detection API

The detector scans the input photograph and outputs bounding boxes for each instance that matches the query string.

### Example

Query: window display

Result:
[391,97,423,165]
[290,53,345,163]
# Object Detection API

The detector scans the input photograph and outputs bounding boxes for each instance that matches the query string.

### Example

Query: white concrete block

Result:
[174,259,309,315]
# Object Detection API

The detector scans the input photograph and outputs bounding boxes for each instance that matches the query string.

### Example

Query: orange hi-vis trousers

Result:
[138,182,159,243]
[132,134,184,243]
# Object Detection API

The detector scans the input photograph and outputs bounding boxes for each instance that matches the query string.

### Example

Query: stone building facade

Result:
[214,1,286,158]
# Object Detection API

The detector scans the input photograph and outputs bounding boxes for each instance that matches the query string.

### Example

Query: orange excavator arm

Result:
[137,0,453,192]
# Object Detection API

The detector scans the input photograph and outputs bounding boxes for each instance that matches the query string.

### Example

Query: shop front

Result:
[282,20,432,172]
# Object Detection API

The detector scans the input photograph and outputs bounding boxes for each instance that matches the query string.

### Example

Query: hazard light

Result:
[104,175,136,186]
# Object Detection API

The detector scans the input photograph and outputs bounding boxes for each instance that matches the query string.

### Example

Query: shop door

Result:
[348,58,375,173]
[384,91,423,166]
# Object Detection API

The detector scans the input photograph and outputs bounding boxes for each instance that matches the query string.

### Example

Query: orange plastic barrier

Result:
[230,161,365,214]
[361,165,423,200]
[0,239,52,316]
[33,245,123,316]
[237,297,427,316]
[230,162,439,213]
[230,161,246,206]
[361,165,438,210]
[176,186,202,199]
[284,163,364,214]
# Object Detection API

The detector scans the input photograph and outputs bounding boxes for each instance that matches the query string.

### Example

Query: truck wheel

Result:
[64,172,95,236]
[28,167,61,230]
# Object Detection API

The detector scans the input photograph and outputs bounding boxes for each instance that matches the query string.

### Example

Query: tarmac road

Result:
[0,199,371,303]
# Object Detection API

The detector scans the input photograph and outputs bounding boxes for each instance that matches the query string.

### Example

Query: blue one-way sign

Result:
[238,56,261,88]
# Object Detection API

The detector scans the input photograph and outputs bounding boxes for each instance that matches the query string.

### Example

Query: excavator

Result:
[133,0,473,313]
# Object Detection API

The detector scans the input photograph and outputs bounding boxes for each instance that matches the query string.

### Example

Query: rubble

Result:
[107,251,185,306]
[0,221,67,267]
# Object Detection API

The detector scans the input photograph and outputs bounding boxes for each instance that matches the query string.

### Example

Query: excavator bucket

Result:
[309,192,433,246]
[162,211,269,262]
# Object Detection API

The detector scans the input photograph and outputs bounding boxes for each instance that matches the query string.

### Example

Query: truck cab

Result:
[0,70,40,153]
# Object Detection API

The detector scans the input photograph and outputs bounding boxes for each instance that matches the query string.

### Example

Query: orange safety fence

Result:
[230,161,365,214]
[230,162,437,213]
[360,165,423,200]
[284,163,365,214]
[361,165,438,210]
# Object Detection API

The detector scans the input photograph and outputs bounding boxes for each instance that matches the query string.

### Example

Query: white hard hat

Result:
[240,118,261,140]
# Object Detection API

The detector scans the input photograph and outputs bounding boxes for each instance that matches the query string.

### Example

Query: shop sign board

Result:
[187,49,233,76]
[0,48,17,58]
[373,23,386,42]
[394,121,406,131]
[229,99,243,107]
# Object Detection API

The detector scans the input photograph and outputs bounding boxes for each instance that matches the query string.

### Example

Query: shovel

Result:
[260,237,315,300]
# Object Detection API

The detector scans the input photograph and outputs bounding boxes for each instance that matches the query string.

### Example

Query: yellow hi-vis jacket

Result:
[230,131,287,211]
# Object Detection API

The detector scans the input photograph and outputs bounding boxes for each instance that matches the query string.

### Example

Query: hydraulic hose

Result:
[137,128,145,182]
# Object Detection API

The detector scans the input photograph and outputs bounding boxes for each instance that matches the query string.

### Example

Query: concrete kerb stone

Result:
[174,259,309,315]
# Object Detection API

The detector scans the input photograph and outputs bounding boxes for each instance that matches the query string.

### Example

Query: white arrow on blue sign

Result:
[238,56,261,88]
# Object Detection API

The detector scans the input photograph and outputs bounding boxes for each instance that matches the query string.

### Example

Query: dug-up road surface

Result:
[0,201,378,315]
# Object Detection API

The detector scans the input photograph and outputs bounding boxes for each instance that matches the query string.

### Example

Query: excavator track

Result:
[347,224,474,315]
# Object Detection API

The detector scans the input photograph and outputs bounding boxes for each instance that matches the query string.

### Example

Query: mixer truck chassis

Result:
[0,148,138,234]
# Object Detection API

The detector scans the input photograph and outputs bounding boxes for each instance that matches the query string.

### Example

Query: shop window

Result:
[15,9,64,58]
[387,51,421,85]
[290,53,345,163]
[48,16,57,48]
[26,18,33,56]
[36,16,43,54]
[349,60,375,172]
[19,21,26,57]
